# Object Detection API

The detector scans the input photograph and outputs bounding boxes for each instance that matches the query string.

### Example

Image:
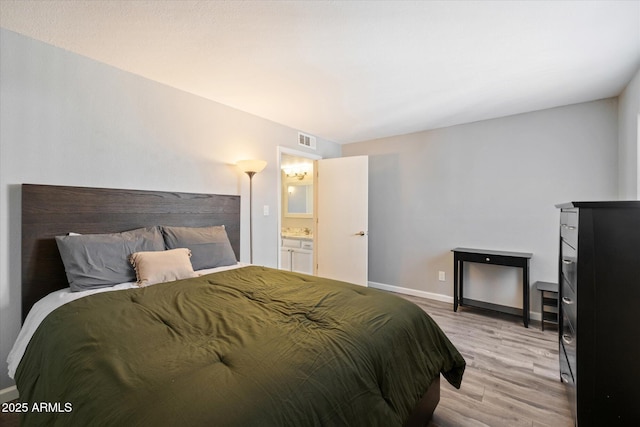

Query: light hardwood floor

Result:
[398,294,573,427]
[0,295,572,427]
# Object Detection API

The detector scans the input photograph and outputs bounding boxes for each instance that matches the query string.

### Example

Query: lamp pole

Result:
[246,171,256,264]
[237,160,267,264]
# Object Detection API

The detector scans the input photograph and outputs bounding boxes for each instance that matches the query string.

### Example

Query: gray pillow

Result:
[55,227,165,292]
[162,225,237,270]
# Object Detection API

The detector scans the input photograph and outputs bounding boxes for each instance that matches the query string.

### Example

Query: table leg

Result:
[523,260,530,328]
[459,260,464,307]
[540,289,544,331]
[453,256,459,312]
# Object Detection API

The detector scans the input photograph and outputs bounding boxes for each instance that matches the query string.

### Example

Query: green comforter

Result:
[16,266,465,426]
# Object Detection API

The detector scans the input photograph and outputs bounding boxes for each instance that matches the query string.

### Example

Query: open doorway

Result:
[277,147,321,272]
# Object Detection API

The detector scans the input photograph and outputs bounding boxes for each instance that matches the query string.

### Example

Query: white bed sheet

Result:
[7,262,248,379]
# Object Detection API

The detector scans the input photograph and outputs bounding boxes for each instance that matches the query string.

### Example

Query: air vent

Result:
[298,132,317,150]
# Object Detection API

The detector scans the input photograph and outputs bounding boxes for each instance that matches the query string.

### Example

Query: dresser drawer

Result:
[560,210,578,247]
[559,342,576,420]
[560,341,574,385]
[561,241,577,287]
[561,310,576,375]
[561,276,576,322]
[560,210,578,227]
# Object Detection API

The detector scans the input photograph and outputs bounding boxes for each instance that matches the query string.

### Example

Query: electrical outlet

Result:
[438,271,446,281]
[263,205,269,216]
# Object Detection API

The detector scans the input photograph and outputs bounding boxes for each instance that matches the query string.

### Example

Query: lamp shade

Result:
[237,160,267,174]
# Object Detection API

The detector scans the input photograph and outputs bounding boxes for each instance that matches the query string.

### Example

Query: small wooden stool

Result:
[535,281,558,331]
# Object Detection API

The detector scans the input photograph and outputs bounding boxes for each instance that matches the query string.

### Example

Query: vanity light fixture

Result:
[282,163,311,180]
[237,159,267,264]
[288,171,307,180]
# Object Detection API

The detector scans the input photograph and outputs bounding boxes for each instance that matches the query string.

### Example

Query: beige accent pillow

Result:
[129,248,198,287]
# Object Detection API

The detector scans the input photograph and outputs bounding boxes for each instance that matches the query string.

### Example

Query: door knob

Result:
[355,231,366,236]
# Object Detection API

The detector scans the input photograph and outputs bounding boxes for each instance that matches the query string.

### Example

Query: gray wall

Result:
[0,27,634,394]
[618,67,640,199]
[343,99,618,311]
[0,29,341,390]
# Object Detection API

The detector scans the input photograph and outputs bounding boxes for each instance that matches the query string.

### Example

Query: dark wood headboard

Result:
[21,184,241,321]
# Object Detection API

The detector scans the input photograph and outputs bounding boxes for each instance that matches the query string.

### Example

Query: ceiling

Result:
[1,1,639,144]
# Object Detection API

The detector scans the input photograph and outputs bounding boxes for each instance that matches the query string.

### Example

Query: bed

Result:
[10,184,465,426]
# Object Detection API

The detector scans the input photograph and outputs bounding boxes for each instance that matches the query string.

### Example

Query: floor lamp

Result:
[237,159,267,264]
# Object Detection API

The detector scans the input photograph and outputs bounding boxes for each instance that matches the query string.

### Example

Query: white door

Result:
[316,156,368,286]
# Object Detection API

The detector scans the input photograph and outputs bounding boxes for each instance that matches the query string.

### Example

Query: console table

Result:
[452,247,532,327]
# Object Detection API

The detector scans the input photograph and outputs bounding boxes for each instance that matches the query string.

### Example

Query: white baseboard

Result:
[368,281,544,322]
[0,385,18,403]
[368,281,454,303]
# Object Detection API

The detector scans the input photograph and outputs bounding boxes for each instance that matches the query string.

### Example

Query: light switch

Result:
[438,271,446,281]
[263,205,270,216]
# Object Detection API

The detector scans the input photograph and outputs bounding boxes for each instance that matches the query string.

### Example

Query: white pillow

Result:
[129,248,198,287]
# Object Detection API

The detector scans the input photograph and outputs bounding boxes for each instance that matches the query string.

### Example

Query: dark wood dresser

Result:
[556,201,640,426]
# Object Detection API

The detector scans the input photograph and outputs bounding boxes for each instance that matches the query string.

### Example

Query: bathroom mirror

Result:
[285,182,313,218]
